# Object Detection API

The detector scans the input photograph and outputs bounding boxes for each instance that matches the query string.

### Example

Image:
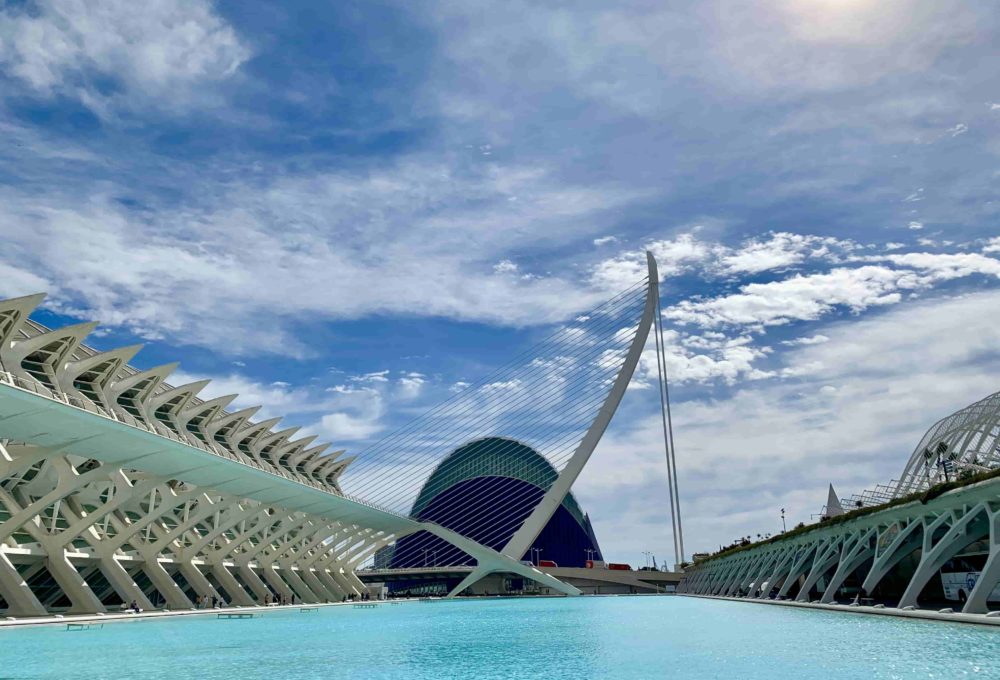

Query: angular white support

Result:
[964,505,1000,614]
[898,504,989,609]
[821,528,876,603]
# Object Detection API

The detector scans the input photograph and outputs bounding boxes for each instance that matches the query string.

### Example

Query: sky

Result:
[1,0,999,567]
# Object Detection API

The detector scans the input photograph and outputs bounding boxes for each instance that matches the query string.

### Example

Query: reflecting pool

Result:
[2,596,999,679]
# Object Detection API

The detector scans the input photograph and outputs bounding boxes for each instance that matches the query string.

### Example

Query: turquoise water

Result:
[2,596,999,679]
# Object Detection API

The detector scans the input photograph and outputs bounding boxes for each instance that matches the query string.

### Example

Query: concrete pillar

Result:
[210,563,256,607]
[45,553,107,614]
[237,564,273,603]
[259,565,295,601]
[96,555,154,611]
[297,566,337,602]
[862,519,923,595]
[821,529,876,604]
[177,561,223,603]
[140,560,194,610]
[0,551,47,617]
[898,504,988,609]
[745,552,778,598]
[964,508,1000,614]
[777,543,820,599]
[271,562,318,603]
[796,538,842,602]
[317,567,347,598]
[328,567,361,597]
[756,547,796,599]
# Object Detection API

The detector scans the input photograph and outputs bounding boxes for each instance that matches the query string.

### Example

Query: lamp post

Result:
[781,508,786,533]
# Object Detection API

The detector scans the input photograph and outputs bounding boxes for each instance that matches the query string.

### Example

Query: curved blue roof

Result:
[410,436,588,530]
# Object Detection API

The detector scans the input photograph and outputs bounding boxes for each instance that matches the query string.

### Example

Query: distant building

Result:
[390,437,603,571]
[373,543,395,570]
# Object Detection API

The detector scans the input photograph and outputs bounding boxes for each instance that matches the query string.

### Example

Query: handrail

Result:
[358,565,475,573]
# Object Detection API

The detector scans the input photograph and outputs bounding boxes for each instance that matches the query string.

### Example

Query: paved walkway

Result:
[0,601,400,629]
[682,594,1000,627]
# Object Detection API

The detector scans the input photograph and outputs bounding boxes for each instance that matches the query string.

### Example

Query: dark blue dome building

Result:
[389,437,603,571]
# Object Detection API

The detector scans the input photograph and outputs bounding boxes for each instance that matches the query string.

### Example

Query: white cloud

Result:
[482,379,521,392]
[946,123,968,137]
[983,237,1000,254]
[171,370,305,421]
[665,266,905,328]
[591,233,709,290]
[665,252,1000,329]
[592,230,860,295]
[908,221,924,230]
[715,232,855,275]
[874,251,1000,280]
[593,236,618,246]
[0,262,52,298]
[397,372,427,399]
[351,370,390,384]
[318,411,382,442]
[493,259,519,274]
[0,0,250,112]
[781,334,830,347]
[432,0,982,121]
[632,332,772,387]
[169,367,392,446]
[0,160,649,354]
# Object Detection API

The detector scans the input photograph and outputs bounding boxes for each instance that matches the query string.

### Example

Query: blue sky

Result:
[1,0,999,566]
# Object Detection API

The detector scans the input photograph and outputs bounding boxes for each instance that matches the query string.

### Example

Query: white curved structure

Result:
[0,256,657,616]
[895,390,1000,497]
[681,390,1000,615]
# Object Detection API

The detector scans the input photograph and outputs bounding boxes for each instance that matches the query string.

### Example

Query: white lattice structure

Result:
[0,294,396,615]
[895,390,1000,497]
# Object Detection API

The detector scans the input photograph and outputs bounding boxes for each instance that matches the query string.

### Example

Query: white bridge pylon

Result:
[448,253,659,596]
